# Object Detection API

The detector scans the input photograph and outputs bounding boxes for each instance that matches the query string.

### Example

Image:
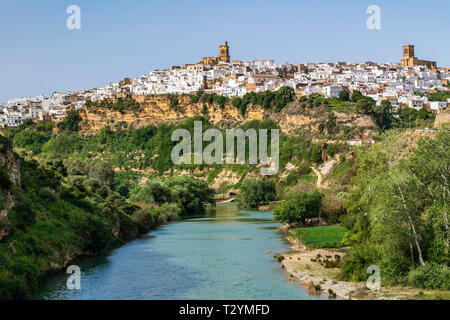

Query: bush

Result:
[57,110,82,131]
[132,209,155,234]
[160,203,181,221]
[274,190,323,224]
[339,245,380,282]
[238,178,277,208]
[408,264,450,290]
[10,198,36,229]
[151,203,181,225]
[38,187,57,201]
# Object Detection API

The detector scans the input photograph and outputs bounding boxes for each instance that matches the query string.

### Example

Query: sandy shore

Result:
[279,235,365,299]
[278,232,450,300]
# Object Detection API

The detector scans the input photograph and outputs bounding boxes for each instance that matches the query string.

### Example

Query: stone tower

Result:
[401,44,436,69]
[219,41,230,63]
[403,45,415,60]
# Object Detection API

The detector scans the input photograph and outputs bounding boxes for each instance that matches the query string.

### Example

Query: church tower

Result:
[403,45,415,60]
[219,41,230,63]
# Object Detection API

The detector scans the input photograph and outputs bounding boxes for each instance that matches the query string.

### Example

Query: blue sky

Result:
[0,0,448,102]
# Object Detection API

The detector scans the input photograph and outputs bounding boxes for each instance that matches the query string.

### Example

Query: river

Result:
[30,204,327,300]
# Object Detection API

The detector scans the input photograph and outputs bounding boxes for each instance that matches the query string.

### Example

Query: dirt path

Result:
[311,167,323,189]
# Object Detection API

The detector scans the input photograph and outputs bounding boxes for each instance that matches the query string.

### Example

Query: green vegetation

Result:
[1,89,447,298]
[294,226,348,249]
[231,86,295,115]
[238,178,277,208]
[427,90,450,102]
[86,95,141,113]
[0,130,215,299]
[274,190,323,224]
[340,130,450,290]
[130,176,215,215]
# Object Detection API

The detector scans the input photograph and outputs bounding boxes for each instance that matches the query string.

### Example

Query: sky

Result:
[0,0,449,102]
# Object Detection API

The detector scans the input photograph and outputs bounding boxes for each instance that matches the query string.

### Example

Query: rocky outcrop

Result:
[0,139,21,241]
[81,95,265,133]
[80,95,377,137]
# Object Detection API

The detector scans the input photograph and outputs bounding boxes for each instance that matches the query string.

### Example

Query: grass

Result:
[294,225,348,249]
[326,98,356,113]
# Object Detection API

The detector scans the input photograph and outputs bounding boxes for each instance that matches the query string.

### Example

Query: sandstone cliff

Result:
[80,95,376,137]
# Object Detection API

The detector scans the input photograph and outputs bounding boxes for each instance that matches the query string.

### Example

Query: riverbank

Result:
[279,235,363,299]
[279,231,450,300]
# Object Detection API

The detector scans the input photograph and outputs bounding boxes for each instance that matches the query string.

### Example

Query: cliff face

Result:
[80,95,376,137]
[0,138,21,241]
[81,95,265,133]
[434,109,450,128]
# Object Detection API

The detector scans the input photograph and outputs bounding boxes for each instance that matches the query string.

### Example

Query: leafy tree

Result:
[13,129,50,154]
[58,110,82,131]
[351,90,364,102]
[238,178,277,208]
[373,100,393,129]
[355,96,375,114]
[274,86,295,112]
[274,190,323,224]
[339,90,350,101]
[341,130,450,286]
[166,176,215,215]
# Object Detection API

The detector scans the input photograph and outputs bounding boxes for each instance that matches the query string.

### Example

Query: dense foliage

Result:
[237,178,277,208]
[274,190,323,224]
[0,130,215,299]
[85,95,141,113]
[340,130,450,289]
[231,86,295,115]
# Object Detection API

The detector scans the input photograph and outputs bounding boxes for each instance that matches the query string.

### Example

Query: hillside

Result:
[0,133,215,299]
[1,89,447,299]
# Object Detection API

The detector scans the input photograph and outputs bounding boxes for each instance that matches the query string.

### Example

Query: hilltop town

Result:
[1,43,449,127]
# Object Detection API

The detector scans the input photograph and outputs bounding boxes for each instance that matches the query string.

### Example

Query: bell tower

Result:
[219,41,230,63]
[403,45,414,60]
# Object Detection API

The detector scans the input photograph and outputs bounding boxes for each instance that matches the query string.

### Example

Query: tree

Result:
[274,86,295,112]
[355,97,375,114]
[373,100,393,129]
[274,190,323,224]
[339,90,350,101]
[58,110,82,131]
[341,130,450,285]
[351,90,364,102]
[238,178,277,208]
[166,176,215,215]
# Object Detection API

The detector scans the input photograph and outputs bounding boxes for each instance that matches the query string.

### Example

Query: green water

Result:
[30,205,327,300]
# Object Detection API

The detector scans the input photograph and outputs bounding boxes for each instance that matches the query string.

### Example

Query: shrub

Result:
[38,187,57,201]
[10,198,36,229]
[57,110,82,131]
[132,209,155,234]
[238,178,277,208]
[274,190,323,224]
[408,264,450,290]
[339,245,380,282]
[160,203,181,221]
